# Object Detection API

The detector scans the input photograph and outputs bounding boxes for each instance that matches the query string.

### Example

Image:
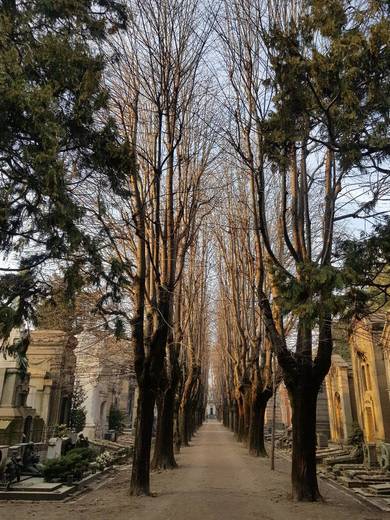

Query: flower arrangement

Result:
[51,424,69,438]
[95,451,114,470]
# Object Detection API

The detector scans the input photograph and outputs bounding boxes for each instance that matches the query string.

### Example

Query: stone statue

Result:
[75,433,89,448]
[22,443,43,476]
[3,452,22,490]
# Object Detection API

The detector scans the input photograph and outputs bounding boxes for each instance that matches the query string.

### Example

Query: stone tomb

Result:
[325,354,356,444]
[75,330,135,440]
[0,355,42,445]
[350,314,390,445]
[265,381,330,442]
[26,330,77,435]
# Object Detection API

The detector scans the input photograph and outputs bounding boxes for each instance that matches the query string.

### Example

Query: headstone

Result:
[379,442,390,471]
[69,431,78,444]
[47,437,63,460]
[0,446,9,475]
[317,432,329,448]
[364,442,378,468]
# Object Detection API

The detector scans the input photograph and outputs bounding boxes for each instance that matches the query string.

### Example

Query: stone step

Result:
[0,484,74,501]
[354,489,390,512]
[10,478,63,492]
[367,483,390,496]
[339,476,390,489]
[331,463,365,473]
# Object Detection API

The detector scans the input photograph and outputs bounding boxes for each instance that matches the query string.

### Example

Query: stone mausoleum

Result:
[75,329,136,440]
[0,328,77,445]
[349,313,390,445]
[325,353,357,444]
[26,330,77,436]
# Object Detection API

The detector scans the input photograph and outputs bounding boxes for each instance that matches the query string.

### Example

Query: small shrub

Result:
[108,405,125,432]
[43,447,97,482]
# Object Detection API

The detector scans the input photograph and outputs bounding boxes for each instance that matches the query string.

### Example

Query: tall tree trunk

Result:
[174,403,181,453]
[152,384,177,469]
[249,389,271,457]
[242,387,251,446]
[236,397,245,442]
[130,385,155,495]
[233,400,239,434]
[180,405,190,447]
[229,404,234,431]
[290,377,321,501]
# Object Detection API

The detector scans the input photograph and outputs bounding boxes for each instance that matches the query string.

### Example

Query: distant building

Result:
[206,383,217,418]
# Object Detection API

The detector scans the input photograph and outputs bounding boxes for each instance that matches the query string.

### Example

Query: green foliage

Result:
[272,262,345,324]
[337,218,390,317]
[0,0,129,351]
[265,0,390,169]
[272,217,390,324]
[70,378,87,433]
[43,447,97,482]
[108,404,125,432]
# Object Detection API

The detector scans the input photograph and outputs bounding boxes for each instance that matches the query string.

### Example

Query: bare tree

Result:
[102,0,215,494]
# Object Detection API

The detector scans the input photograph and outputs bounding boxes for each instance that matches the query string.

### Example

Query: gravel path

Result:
[0,421,386,520]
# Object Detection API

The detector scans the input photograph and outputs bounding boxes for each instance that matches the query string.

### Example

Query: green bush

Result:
[66,447,97,462]
[43,447,97,482]
[108,405,125,432]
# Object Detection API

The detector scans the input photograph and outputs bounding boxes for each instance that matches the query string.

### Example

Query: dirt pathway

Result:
[0,421,386,520]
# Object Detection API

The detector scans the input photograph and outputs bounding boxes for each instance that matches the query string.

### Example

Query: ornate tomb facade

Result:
[349,313,390,444]
[75,330,135,440]
[26,330,77,437]
[325,353,357,444]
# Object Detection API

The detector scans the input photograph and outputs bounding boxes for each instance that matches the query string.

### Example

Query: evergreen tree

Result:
[70,377,87,434]
[338,217,390,317]
[108,403,125,433]
[0,0,128,352]
[255,0,390,500]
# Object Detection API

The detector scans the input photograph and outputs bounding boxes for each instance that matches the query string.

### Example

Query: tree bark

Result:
[130,385,155,496]
[179,405,190,447]
[249,389,272,457]
[242,387,251,446]
[152,384,177,469]
[290,377,321,501]
[236,397,245,442]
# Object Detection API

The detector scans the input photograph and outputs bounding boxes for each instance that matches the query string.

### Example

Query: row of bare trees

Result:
[212,171,275,457]
[211,0,389,501]
[99,0,388,500]
[96,0,216,495]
